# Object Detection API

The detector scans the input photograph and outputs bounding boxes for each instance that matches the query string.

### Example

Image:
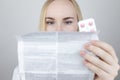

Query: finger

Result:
[83,60,110,79]
[90,40,118,63]
[84,44,116,65]
[83,53,114,74]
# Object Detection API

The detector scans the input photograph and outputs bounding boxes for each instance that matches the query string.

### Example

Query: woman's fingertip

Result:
[84,43,91,48]
[91,40,99,44]
[83,60,88,65]
[80,51,86,56]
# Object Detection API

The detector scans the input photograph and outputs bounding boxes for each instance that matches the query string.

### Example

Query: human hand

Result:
[80,40,120,80]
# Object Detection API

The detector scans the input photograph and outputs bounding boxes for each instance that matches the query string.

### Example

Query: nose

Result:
[56,24,63,31]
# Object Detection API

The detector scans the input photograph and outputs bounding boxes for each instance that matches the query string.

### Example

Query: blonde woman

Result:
[12,0,120,80]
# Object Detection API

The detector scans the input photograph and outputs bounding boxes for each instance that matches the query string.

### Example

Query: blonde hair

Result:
[39,0,83,31]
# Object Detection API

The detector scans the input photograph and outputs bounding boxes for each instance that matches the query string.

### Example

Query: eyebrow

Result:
[45,17,74,20]
[63,17,74,20]
[45,17,55,20]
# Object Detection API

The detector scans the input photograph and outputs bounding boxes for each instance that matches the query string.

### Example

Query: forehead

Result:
[46,0,77,18]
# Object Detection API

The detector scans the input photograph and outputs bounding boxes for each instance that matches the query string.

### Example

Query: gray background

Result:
[0,0,120,80]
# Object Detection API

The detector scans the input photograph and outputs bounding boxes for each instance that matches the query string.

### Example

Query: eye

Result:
[46,21,55,25]
[64,21,73,25]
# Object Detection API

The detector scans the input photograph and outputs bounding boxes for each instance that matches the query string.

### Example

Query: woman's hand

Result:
[80,40,120,80]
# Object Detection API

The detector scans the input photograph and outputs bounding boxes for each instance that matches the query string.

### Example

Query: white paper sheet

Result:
[17,32,99,80]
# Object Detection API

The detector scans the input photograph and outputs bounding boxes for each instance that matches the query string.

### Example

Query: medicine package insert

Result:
[17,32,99,80]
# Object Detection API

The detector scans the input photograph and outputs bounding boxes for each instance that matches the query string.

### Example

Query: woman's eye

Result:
[46,21,55,25]
[64,21,73,24]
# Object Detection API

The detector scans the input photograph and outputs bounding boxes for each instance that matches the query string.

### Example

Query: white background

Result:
[0,0,120,80]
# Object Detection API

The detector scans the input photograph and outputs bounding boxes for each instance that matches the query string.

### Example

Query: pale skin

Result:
[45,0,120,80]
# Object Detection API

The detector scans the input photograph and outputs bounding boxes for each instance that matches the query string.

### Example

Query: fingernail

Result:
[84,43,91,48]
[90,40,98,44]
[83,60,88,65]
[80,51,86,57]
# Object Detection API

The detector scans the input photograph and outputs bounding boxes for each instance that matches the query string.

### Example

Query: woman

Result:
[12,0,120,80]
